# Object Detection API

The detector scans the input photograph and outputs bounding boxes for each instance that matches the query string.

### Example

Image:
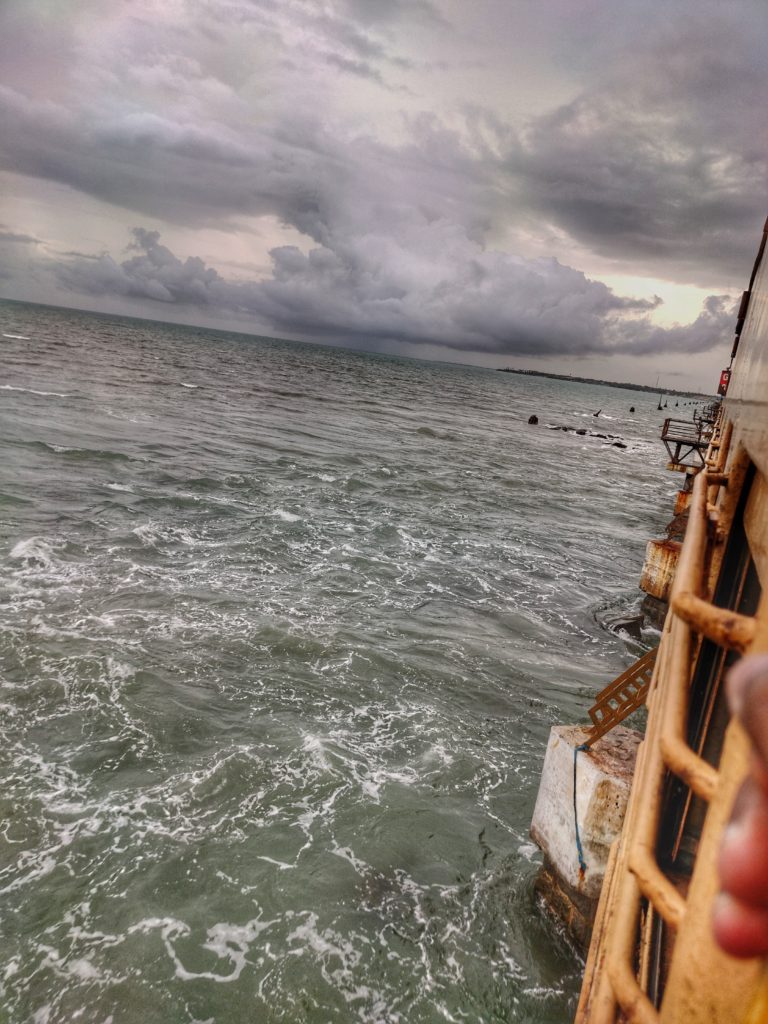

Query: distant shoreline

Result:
[0,296,716,396]
[496,367,712,399]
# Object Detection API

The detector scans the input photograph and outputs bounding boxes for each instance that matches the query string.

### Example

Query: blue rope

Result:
[573,743,589,875]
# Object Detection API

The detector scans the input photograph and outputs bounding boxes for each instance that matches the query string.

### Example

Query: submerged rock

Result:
[543,424,630,448]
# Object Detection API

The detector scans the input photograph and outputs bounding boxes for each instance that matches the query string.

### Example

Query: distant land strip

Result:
[496,367,712,399]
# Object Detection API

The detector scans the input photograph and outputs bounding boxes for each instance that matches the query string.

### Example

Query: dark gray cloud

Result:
[45,226,733,358]
[1,1,765,289]
[0,0,764,375]
[509,18,768,283]
[55,228,225,306]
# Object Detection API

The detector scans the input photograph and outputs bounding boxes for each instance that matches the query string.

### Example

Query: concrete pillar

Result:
[530,724,641,948]
[639,538,682,603]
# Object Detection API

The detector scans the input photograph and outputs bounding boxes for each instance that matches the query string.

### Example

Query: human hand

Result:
[713,654,768,958]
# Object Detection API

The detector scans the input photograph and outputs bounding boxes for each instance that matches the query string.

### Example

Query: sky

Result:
[1,0,767,390]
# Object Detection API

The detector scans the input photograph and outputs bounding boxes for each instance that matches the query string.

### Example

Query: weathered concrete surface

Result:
[530,724,641,946]
[639,538,681,602]
[534,858,598,951]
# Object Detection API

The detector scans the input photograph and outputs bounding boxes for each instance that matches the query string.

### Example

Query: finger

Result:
[719,777,768,906]
[727,654,768,719]
[726,655,768,782]
[712,893,768,959]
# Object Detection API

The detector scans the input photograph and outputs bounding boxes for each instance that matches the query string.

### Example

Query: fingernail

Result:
[721,818,747,855]
[712,891,736,922]
[727,655,768,716]
[727,666,750,716]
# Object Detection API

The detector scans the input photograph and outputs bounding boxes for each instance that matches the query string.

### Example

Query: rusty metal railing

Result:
[575,410,768,1023]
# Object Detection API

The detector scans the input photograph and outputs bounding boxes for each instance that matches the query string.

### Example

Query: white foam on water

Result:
[203,915,276,967]
[330,842,369,876]
[494,941,527,982]
[359,766,417,803]
[128,914,274,984]
[256,855,295,870]
[66,957,102,981]
[132,522,198,547]
[274,509,301,522]
[0,852,58,896]
[301,734,333,772]
[9,536,62,567]
[105,482,134,492]
[3,956,21,980]
[131,523,157,546]
[2,332,31,340]
[179,383,199,388]
[287,911,361,965]
[1,384,68,397]
[420,742,454,767]
[284,912,400,1021]
[522,985,565,998]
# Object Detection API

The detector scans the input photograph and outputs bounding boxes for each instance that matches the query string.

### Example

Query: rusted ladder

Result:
[585,648,658,746]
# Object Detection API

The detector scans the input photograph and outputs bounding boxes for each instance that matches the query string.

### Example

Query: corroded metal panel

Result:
[725,220,768,479]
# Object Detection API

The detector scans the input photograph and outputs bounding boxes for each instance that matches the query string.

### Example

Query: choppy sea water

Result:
[0,300,686,1023]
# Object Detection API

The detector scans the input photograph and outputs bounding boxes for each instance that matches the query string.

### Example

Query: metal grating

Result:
[585,648,658,746]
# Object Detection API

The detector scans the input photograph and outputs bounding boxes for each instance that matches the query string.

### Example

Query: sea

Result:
[0,300,693,1024]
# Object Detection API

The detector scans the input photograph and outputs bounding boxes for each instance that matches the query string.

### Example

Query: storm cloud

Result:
[48,226,732,358]
[513,20,768,282]
[2,3,766,271]
[0,0,765,377]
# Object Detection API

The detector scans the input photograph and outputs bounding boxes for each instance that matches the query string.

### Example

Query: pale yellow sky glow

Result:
[598,274,733,329]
